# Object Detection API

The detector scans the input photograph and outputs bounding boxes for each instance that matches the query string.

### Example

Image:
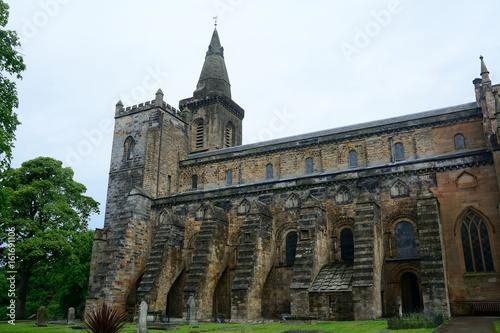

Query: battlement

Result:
[114,89,185,121]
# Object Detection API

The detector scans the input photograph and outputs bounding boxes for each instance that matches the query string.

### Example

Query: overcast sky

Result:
[6,0,500,230]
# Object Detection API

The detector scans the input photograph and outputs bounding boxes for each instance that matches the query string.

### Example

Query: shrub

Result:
[387,311,444,330]
[84,303,128,333]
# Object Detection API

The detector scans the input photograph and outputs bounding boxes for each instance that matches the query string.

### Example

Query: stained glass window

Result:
[461,211,494,272]
[395,221,417,258]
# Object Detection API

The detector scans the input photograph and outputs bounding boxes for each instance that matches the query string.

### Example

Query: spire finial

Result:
[480,55,491,83]
[213,16,217,27]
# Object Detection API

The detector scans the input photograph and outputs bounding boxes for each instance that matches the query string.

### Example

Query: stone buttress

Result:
[136,211,186,315]
[352,194,383,320]
[183,204,230,321]
[290,195,329,316]
[231,200,274,321]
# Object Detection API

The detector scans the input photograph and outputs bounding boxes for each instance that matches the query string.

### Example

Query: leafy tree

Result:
[0,0,26,170]
[51,230,95,315]
[0,157,99,319]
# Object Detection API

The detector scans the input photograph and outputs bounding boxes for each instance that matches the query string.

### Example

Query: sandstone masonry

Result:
[86,30,500,322]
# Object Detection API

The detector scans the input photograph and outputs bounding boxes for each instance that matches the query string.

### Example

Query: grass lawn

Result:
[0,320,437,333]
[495,320,500,333]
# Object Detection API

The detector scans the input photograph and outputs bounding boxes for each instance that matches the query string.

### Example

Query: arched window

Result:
[226,170,232,185]
[124,136,135,160]
[286,231,298,266]
[224,122,234,148]
[195,121,204,149]
[460,211,494,272]
[395,143,404,161]
[305,157,313,173]
[454,133,466,150]
[340,228,354,262]
[266,163,273,179]
[349,150,357,167]
[191,175,198,190]
[395,221,417,258]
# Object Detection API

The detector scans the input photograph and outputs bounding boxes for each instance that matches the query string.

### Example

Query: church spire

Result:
[193,28,231,99]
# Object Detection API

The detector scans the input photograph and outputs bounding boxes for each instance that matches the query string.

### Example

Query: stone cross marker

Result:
[187,293,196,323]
[67,307,75,325]
[36,306,47,327]
[135,301,148,333]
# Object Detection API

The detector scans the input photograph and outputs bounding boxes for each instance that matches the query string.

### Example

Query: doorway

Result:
[401,272,421,313]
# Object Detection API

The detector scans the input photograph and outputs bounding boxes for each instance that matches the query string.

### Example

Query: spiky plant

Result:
[84,303,129,333]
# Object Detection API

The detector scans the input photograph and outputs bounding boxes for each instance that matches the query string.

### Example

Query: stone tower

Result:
[86,89,190,313]
[180,28,244,153]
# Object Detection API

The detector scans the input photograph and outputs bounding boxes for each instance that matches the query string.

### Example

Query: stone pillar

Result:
[290,195,328,317]
[231,200,274,321]
[352,201,383,320]
[417,193,450,316]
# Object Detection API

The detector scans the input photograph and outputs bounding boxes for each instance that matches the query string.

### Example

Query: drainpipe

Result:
[389,135,395,163]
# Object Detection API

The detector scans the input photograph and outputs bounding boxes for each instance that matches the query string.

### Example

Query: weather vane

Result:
[213,16,218,27]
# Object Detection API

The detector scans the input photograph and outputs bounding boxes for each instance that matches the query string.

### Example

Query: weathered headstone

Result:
[67,307,75,325]
[36,306,47,327]
[187,293,196,323]
[134,301,148,333]
[397,296,403,319]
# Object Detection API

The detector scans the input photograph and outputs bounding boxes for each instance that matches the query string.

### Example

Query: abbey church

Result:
[86,28,500,321]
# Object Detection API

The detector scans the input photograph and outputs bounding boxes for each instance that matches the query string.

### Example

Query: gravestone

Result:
[67,307,75,325]
[187,293,196,323]
[36,306,47,327]
[397,296,403,319]
[135,301,148,333]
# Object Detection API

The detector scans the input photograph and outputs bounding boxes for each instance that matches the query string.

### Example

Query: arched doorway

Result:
[401,272,421,313]
[213,267,231,320]
[166,270,186,318]
[125,274,143,319]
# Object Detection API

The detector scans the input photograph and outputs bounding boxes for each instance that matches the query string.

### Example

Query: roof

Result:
[193,28,231,99]
[309,262,353,292]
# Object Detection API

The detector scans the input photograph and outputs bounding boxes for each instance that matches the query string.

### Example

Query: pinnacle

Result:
[480,55,489,75]
[480,55,491,83]
[207,28,223,56]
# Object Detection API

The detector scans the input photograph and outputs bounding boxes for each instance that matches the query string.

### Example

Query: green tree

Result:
[51,230,95,315]
[0,0,26,170]
[0,157,99,319]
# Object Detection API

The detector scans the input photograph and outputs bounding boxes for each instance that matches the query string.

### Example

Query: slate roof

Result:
[309,263,353,293]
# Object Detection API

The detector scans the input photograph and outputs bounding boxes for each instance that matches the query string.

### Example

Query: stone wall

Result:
[178,105,481,192]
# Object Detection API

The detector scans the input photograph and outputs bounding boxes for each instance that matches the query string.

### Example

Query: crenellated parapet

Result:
[115,89,185,122]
